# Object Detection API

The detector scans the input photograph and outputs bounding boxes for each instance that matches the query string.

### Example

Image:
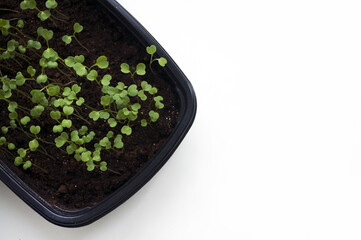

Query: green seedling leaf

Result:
[1,126,8,134]
[141,81,151,91]
[47,61,58,68]
[106,131,114,139]
[9,120,17,129]
[17,20,25,28]
[114,134,123,149]
[30,105,45,117]
[72,84,81,94]
[146,45,157,55]
[55,133,68,148]
[64,56,75,67]
[127,84,138,97]
[86,70,98,81]
[71,130,79,142]
[131,103,141,111]
[141,119,148,127]
[8,102,17,113]
[38,27,53,41]
[20,116,31,125]
[93,151,101,161]
[43,48,58,59]
[95,56,109,69]
[47,85,60,96]
[155,101,164,109]
[29,139,39,151]
[120,63,130,73]
[53,125,63,133]
[20,0,37,10]
[18,45,26,54]
[76,97,85,106]
[99,137,110,148]
[14,157,23,166]
[27,40,41,50]
[62,35,72,44]
[149,87,158,95]
[63,106,74,116]
[27,66,36,77]
[108,118,117,128]
[101,95,112,107]
[79,126,88,135]
[99,161,107,171]
[18,148,27,158]
[74,55,85,63]
[135,63,146,75]
[8,143,15,150]
[61,119,72,128]
[138,90,147,101]
[9,112,18,120]
[73,23,83,33]
[99,111,110,120]
[23,161,32,170]
[66,143,77,155]
[73,63,87,76]
[121,125,132,136]
[0,137,6,145]
[36,74,48,84]
[62,87,71,97]
[89,111,100,121]
[101,74,112,86]
[45,0,58,9]
[157,57,167,67]
[38,10,51,21]
[149,110,159,122]
[30,125,41,135]
[15,72,26,86]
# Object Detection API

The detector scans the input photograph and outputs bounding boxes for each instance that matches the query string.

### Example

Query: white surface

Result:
[2,0,361,239]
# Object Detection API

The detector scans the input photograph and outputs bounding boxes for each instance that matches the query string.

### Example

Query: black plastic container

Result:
[0,0,196,227]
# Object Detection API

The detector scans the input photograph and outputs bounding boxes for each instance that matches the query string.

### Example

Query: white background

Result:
[2,0,361,239]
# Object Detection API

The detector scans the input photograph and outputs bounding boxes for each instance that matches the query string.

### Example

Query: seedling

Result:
[146,45,167,71]
[62,23,89,52]
[0,1,168,175]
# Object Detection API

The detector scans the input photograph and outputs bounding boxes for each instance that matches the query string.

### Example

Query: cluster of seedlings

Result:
[0,0,167,174]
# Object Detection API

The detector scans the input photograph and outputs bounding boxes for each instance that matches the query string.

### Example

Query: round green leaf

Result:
[30,125,41,135]
[121,125,132,136]
[73,23,83,33]
[61,119,72,128]
[63,106,74,116]
[29,139,39,151]
[20,116,31,125]
[135,63,146,76]
[62,35,72,44]
[53,125,63,133]
[146,45,156,55]
[157,57,167,67]
[120,63,130,73]
[95,56,109,69]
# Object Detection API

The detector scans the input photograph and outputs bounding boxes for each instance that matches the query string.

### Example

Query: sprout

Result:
[30,125,41,135]
[62,23,89,52]
[29,139,39,151]
[20,116,31,125]
[120,63,146,78]
[61,119,72,128]
[54,132,68,148]
[146,45,167,69]
[149,110,159,122]
[45,0,58,9]
[121,125,132,136]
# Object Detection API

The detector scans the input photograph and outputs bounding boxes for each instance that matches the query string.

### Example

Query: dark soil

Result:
[0,0,179,209]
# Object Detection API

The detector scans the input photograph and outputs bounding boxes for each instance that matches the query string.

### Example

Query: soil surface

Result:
[0,0,179,209]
